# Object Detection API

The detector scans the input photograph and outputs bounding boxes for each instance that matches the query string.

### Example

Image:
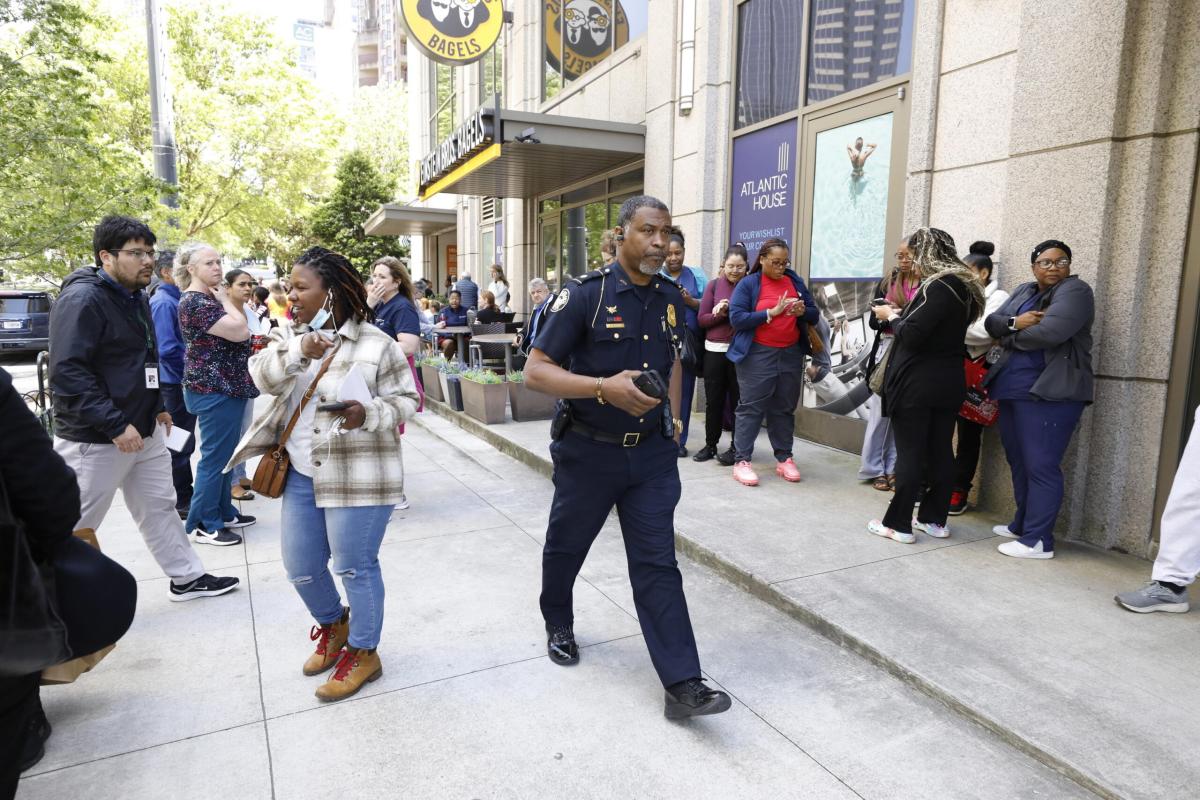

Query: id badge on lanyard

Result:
[145,362,160,389]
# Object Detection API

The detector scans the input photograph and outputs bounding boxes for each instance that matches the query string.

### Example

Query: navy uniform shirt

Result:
[534,265,685,433]
[373,293,421,340]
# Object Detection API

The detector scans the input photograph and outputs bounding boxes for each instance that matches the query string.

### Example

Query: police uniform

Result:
[533,265,702,688]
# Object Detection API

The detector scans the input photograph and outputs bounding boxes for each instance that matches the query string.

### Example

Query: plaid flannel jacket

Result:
[229,318,419,508]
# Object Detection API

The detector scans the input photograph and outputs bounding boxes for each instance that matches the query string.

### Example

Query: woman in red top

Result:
[726,238,820,486]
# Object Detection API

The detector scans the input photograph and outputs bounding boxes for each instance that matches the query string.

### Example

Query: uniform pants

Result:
[733,342,805,463]
[55,429,205,583]
[883,405,957,533]
[183,391,245,535]
[702,348,738,450]
[541,433,701,688]
[953,417,984,492]
[1152,406,1200,586]
[998,399,1085,550]
[160,382,196,511]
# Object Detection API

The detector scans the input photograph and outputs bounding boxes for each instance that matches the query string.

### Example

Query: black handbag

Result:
[680,326,705,378]
[0,470,72,676]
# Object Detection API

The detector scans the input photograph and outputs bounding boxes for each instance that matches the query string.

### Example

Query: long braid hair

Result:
[294,246,373,326]
[907,227,985,321]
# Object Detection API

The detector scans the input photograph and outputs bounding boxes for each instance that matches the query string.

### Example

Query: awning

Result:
[418,104,645,201]
[362,204,458,237]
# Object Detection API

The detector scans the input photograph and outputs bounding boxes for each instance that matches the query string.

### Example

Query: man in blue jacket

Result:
[50,215,239,602]
[148,251,195,518]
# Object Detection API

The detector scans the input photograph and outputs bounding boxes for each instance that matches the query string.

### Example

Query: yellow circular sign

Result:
[544,0,630,81]
[401,0,504,66]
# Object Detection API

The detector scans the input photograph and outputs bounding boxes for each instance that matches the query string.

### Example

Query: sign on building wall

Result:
[728,119,797,267]
[419,101,496,193]
[401,0,504,66]
[544,0,630,81]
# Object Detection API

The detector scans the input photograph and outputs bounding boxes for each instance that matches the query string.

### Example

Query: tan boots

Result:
[315,647,383,702]
[302,608,350,676]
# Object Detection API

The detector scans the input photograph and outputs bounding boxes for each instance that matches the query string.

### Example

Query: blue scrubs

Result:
[990,293,1084,551]
[533,265,701,687]
[660,266,707,448]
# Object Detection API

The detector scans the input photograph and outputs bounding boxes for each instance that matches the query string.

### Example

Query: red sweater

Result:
[753,273,801,348]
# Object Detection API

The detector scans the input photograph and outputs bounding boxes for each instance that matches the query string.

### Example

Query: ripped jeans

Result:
[281,467,392,650]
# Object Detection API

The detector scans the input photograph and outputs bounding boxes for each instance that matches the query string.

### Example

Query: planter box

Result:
[421,364,444,402]
[460,378,507,424]
[508,381,557,422]
[440,373,464,411]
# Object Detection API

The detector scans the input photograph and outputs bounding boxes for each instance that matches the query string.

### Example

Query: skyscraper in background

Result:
[806,0,914,104]
[353,0,409,87]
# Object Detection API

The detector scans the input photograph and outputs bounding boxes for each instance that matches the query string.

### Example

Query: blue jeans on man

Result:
[281,468,392,650]
[183,390,246,534]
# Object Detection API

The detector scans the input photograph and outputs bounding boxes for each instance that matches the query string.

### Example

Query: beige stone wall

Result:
[906,0,1200,556]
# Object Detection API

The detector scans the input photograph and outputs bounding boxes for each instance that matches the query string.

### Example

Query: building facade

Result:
[371,0,1200,559]
[353,0,411,86]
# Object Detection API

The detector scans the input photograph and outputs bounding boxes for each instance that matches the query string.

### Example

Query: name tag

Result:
[145,363,160,389]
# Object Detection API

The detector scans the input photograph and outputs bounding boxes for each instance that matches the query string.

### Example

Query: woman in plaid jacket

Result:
[230,247,420,702]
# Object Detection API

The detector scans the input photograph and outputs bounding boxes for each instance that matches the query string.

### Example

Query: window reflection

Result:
[543,1,647,98]
[735,0,802,129]
[806,0,915,104]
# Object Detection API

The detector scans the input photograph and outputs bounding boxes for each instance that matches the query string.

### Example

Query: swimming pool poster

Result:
[728,118,798,267]
[809,113,893,280]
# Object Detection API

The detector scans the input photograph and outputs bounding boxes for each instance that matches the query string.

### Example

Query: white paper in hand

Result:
[163,424,192,453]
[337,364,373,406]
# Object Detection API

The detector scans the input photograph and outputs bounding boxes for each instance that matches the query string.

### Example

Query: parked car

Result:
[0,290,52,354]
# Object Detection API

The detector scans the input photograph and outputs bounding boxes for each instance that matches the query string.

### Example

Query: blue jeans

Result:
[998,399,1085,550]
[229,399,255,482]
[183,390,246,533]
[281,468,392,649]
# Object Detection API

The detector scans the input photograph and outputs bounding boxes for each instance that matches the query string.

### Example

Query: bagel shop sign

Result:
[419,103,496,192]
[401,0,504,66]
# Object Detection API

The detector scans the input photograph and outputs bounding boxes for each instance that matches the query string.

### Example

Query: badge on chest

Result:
[604,305,624,329]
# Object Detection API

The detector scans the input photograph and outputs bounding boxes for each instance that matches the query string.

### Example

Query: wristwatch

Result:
[1007,316,1018,332]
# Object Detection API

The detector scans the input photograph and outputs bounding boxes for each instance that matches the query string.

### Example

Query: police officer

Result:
[525,195,731,720]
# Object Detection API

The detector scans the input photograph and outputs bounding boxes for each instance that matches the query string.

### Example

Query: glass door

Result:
[541,220,560,289]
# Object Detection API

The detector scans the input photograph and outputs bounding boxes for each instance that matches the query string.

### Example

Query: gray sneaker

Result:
[1115,582,1189,613]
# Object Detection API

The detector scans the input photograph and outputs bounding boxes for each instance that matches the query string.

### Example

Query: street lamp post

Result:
[145,0,179,217]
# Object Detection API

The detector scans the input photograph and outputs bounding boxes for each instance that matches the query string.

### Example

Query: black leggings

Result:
[953,416,983,492]
[701,348,739,449]
[0,537,136,798]
[883,406,958,532]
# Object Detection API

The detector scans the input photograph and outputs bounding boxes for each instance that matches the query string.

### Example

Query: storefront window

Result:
[543,0,648,100]
[429,62,457,143]
[540,168,643,288]
[735,0,802,129]
[806,0,915,104]
[481,34,503,99]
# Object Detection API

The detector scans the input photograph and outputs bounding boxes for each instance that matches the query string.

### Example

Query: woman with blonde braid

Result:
[231,247,420,701]
[867,228,984,543]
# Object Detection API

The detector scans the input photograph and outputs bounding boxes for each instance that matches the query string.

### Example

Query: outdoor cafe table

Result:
[438,325,472,366]
[469,332,519,375]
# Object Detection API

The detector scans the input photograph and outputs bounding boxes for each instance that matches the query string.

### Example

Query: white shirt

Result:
[285,360,321,477]
[488,280,510,311]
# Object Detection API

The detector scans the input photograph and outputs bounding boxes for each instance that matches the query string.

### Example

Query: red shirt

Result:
[753,273,801,348]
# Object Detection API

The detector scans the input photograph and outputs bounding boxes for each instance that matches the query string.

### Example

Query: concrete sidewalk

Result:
[418,400,1200,800]
[19,419,1091,799]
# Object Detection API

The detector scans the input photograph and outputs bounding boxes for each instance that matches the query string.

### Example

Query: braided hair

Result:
[750,236,790,273]
[294,246,374,326]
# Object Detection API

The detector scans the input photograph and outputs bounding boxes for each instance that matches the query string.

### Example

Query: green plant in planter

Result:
[439,359,461,375]
[461,368,503,385]
[506,370,525,383]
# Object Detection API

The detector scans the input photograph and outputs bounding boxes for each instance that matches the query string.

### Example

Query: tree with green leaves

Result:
[347,84,410,198]
[310,151,407,273]
[0,0,160,284]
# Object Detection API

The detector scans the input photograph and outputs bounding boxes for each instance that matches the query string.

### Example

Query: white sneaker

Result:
[998,540,1054,559]
[395,495,410,511]
[867,519,915,544]
[992,524,1018,538]
[912,519,950,539]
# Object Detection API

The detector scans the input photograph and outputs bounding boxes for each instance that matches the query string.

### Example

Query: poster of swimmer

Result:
[808,112,894,281]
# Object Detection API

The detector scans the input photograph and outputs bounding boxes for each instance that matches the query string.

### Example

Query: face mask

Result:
[309,292,333,330]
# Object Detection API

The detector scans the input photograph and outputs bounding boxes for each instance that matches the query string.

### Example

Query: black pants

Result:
[161,382,196,511]
[0,537,137,798]
[701,348,739,449]
[883,406,958,532]
[953,416,983,492]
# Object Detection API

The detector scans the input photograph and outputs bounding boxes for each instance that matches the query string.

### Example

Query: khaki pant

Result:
[55,427,205,584]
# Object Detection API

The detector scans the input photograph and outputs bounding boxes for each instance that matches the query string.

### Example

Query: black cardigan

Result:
[881,274,975,415]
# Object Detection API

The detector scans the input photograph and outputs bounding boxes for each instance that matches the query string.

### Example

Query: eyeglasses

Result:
[1034,258,1071,270]
[724,263,747,271]
[112,249,157,262]
[894,253,913,263]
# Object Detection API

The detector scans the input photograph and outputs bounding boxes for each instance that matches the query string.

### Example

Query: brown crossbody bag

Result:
[251,350,337,498]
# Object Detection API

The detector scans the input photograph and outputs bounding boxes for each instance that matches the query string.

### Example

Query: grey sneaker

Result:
[1115,582,1189,613]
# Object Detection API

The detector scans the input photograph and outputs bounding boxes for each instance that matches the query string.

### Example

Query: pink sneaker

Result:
[775,458,801,482]
[733,461,759,486]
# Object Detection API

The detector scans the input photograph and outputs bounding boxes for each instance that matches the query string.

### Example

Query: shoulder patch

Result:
[550,287,571,313]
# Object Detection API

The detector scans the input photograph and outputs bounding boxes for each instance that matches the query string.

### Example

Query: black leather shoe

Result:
[19,703,51,772]
[692,445,717,462]
[677,445,689,458]
[716,448,736,467]
[664,678,732,719]
[546,624,579,666]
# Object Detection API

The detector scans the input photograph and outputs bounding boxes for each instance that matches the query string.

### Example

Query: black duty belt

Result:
[567,419,659,447]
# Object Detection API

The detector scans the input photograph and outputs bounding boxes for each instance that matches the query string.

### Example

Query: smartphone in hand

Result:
[317,401,351,412]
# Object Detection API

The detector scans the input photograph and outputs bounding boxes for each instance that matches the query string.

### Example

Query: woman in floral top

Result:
[175,243,259,548]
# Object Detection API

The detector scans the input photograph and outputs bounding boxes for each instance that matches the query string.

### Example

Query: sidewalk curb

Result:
[416,399,1116,800]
